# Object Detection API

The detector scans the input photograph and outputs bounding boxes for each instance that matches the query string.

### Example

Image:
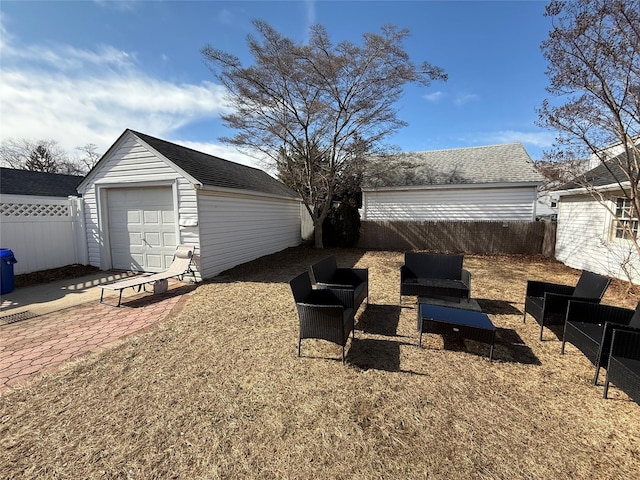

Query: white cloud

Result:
[0,24,233,164]
[453,92,480,106]
[487,130,556,148]
[424,91,444,103]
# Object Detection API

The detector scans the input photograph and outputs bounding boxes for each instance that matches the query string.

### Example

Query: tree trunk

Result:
[314,219,324,248]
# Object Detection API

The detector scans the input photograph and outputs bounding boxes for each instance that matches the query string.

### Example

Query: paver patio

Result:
[0,281,196,394]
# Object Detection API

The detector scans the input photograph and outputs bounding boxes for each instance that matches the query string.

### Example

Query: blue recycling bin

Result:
[0,248,18,295]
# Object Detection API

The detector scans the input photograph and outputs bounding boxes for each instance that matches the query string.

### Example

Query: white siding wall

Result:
[79,135,200,274]
[556,194,640,283]
[362,186,538,221]
[197,190,301,278]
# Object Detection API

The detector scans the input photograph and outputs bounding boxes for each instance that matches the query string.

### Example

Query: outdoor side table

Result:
[418,302,496,360]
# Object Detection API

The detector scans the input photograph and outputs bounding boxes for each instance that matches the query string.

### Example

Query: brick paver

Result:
[0,282,195,394]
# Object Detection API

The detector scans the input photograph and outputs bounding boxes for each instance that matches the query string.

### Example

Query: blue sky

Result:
[0,0,556,169]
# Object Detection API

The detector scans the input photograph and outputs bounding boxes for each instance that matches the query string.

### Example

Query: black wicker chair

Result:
[289,272,355,363]
[604,329,640,405]
[523,270,611,341]
[562,300,640,384]
[400,252,471,304]
[311,256,368,311]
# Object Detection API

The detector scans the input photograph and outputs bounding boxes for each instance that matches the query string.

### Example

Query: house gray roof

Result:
[130,130,298,198]
[559,153,635,192]
[0,167,83,197]
[363,143,544,188]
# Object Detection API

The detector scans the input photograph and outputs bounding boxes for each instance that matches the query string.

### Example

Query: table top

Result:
[419,303,495,331]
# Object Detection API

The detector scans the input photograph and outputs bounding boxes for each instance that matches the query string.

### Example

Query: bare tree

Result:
[0,138,96,175]
[202,21,446,247]
[537,0,640,272]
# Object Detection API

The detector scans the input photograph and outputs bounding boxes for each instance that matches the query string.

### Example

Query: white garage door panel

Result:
[107,187,176,272]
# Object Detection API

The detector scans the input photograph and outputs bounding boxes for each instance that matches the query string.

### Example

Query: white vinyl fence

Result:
[0,194,87,275]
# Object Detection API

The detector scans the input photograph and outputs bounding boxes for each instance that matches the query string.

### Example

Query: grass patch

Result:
[1,247,639,479]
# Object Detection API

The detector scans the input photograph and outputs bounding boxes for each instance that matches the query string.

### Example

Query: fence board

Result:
[358,220,555,255]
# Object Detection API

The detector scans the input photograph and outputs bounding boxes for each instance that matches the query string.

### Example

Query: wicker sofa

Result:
[562,300,640,384]
[289,271,355,363]
[399,252,471,304]
[604,329,640,405]
[311,256,368,311]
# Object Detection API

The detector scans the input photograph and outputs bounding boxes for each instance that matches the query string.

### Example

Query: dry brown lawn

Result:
[1,247,640,479]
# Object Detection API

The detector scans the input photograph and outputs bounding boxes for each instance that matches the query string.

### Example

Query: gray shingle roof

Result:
[130,130,298,198]
[0,167,83,197]
[363,143,544,188]
[559,155,633,191]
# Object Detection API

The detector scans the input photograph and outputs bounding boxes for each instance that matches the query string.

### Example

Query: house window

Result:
[613,197,639,239]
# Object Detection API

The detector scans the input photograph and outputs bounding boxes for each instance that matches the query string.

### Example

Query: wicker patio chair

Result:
[523,270,610,341]
[289,271,355,363]
[603,329,640,405]
[311,256,368,310]
[562,300,640,384]
[400,252,471,304]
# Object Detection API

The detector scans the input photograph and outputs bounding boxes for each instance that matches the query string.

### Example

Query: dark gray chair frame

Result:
[290,272,355,363]
[562,300,640,384]
[604,329,640,405]
[523,270,611,341]
[311,256,368,311]
[400,252,471,304]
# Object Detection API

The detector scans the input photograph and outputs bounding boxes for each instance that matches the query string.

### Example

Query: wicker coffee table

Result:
[418,301,496,360]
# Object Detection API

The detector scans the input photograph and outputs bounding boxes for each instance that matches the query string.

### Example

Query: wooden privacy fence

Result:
[358,220,557,256]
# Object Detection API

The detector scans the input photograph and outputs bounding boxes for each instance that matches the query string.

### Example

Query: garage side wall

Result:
[555,194,640,283]
[80,135,200,272]
[196,190,301,278]
[362,186,538,221]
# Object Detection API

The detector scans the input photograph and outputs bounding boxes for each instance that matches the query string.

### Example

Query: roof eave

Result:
[556,181,631,197]
[197,183,301,201]
[362,181,542,192]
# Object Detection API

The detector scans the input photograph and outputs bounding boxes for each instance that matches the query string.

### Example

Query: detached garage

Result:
[77,129,303,280]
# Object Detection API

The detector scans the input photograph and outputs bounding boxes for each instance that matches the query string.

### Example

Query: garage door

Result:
[107,187,177,272]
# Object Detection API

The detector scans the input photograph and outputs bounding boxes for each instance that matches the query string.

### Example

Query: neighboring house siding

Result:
[80,136,200,272]
[556,194,640,282]
[362,186,538,221]
[197,190,301,278]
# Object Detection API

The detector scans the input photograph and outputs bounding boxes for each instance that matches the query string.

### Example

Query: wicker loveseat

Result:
[311,256,368,311]
[400,252,471,304]
[290,271,355,363]
[562,300,640,384]
[604,329,640,405]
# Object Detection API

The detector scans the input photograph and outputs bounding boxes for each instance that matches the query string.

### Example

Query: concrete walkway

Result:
[0,273,197,394]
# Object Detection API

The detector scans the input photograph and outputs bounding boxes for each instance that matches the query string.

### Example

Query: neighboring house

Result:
[555,156,640,283]
[0,168,85,274]
[77,129,303,280]
[536,191,558,221]
[361,143,544,221]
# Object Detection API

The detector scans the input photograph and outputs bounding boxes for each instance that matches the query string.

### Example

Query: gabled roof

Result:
[558,148,640,193]
[0,167,84,197]
[130,130,298,198]
[363,143,544,189]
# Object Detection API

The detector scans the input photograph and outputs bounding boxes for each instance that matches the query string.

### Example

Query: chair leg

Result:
[523,310,527,323]
[593,366,601,385]
[603,375,610,399]
[297,338,301,357]
[342,345,346,363]
[539,324,544,341]
[560,338,566,354]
